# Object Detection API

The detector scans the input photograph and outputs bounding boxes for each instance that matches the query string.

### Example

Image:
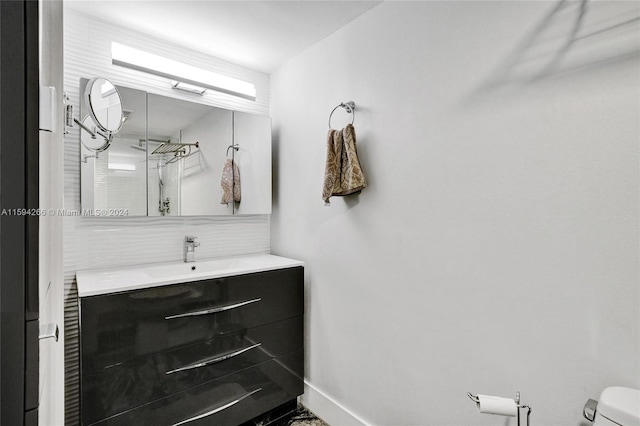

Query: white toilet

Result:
[584,387,640,426]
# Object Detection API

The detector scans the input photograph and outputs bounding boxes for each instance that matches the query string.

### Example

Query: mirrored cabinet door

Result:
[234,112,272,215]
[147,94,234,216]
[80,83,148,216]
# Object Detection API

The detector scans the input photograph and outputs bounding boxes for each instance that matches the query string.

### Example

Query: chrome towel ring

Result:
[328,101,356,128]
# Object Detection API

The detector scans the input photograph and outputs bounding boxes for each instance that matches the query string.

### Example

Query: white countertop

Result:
[75,253,304,297]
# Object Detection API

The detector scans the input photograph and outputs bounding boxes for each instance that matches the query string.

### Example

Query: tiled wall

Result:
[63,8,271,423]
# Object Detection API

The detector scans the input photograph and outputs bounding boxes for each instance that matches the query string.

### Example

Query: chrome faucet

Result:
[183,236,200,262]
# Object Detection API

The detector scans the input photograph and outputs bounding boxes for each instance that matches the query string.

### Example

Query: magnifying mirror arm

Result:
[73,117,97,138]
[74,116,113,145]
[95,128,112,141]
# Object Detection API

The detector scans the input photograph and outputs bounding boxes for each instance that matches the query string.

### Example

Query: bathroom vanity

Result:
[76,255,303,426]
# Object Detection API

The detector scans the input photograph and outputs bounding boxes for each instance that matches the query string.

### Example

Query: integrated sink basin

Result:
[144,258,245,278]
[76,254,304,297]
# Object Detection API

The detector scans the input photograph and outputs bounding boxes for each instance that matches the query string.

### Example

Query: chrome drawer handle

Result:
[166,343,262,375]
[165,298,261,320]
[172,388,262,426]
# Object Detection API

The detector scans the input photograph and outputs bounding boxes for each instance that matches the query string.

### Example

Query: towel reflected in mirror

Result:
[221,159,241,204]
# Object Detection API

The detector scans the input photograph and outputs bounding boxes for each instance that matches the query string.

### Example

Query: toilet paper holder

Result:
[467,391,532,426]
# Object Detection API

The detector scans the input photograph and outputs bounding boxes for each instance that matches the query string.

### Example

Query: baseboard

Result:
[301,380,371,426]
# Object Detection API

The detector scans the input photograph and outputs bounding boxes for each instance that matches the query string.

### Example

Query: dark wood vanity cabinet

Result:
[79,267,304,426]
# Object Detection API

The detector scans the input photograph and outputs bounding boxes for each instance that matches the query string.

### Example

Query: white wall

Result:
[63,8,271,424]
[271,2,639,425]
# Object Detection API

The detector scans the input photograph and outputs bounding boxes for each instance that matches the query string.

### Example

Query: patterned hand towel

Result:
[322,128,343,203]
[221,159,241,204]
[322,123,367,204]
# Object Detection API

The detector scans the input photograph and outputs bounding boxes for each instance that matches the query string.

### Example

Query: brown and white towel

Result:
[322,123,367,204]
[221,159,241,204]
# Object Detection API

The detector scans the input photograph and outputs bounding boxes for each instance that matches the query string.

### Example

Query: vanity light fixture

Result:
[111,42,256,101]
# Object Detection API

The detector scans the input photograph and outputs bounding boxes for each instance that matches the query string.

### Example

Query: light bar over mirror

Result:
[111,42,257,101]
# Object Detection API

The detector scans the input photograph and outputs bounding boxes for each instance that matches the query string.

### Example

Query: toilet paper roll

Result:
[476,394,518,417]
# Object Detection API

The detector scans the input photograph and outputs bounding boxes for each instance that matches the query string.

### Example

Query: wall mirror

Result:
[80,80,271,216]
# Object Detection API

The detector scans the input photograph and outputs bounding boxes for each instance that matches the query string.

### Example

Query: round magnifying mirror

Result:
[80,115,111,151]
[84,77,124,134]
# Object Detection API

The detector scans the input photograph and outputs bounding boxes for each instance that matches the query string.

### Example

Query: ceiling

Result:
[64,0,382,73]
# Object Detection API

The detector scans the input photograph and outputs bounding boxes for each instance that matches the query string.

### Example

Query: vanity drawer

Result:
[81,316,302,425]
[91,350,303,426]
[80,267,303,369]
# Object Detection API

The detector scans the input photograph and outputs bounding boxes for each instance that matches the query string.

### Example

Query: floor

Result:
[279,404,329,426]
[244,402,329,426]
